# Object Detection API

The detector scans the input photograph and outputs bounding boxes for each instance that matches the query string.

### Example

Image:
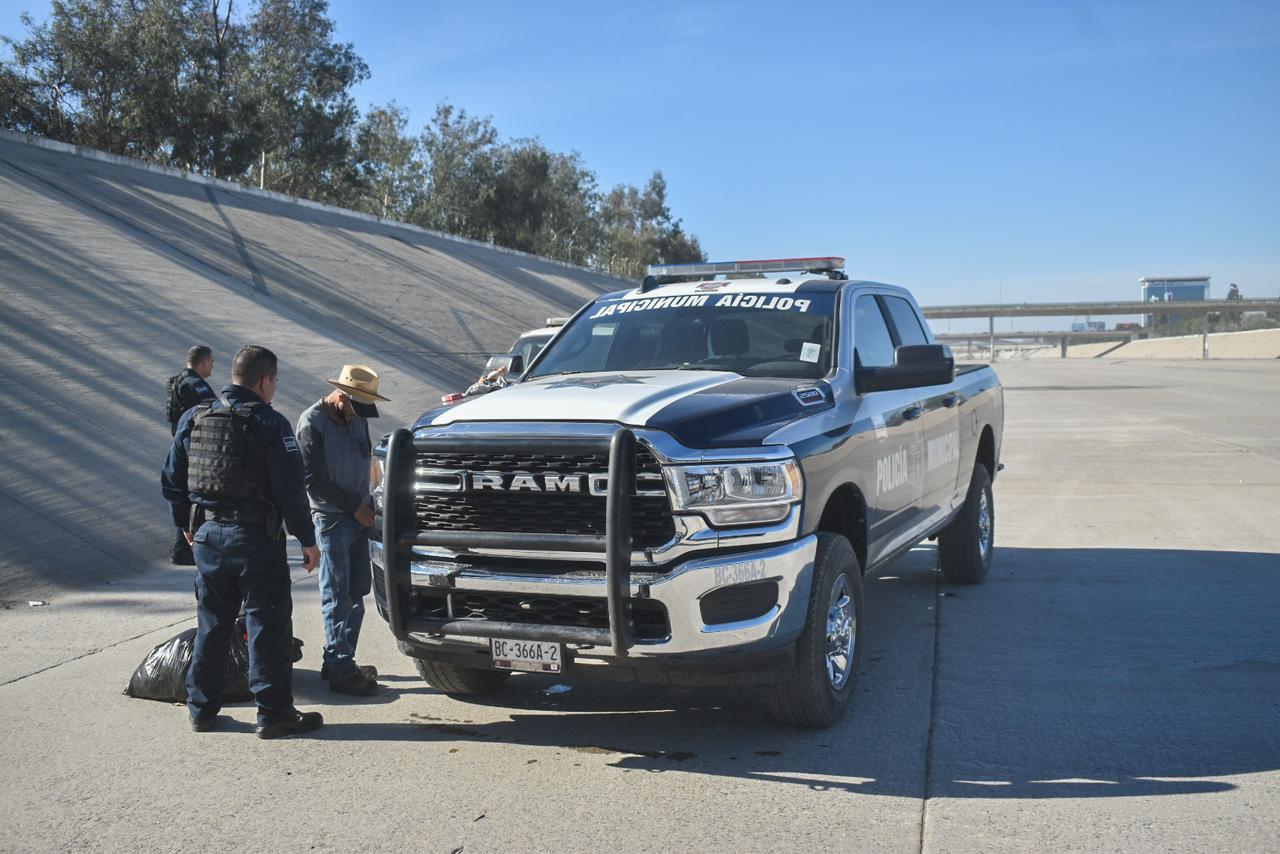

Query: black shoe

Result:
[170,548,196,566]
[320,663,377,680]
[329,671,379,696]
[255,710,324,740]
[191,715,223,732]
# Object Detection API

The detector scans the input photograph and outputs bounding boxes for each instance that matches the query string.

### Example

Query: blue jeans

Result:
[188,521,295,725]
[314,511,372,681]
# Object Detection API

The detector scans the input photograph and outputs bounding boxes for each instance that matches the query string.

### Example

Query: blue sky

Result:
[3,0,1278,314]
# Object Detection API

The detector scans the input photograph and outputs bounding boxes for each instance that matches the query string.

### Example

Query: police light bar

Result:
[645,256,845,278]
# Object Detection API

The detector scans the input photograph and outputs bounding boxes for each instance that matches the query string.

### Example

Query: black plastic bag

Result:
[124,627,252,703]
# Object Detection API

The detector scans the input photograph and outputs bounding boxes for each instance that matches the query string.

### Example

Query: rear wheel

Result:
[766,533,863,728]
[938,464,994,585]
[413,658,511,695]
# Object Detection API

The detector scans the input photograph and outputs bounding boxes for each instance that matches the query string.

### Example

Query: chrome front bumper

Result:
[369,534,817,657]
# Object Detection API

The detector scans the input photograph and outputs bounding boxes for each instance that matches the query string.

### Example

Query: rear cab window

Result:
[881,296,931,346]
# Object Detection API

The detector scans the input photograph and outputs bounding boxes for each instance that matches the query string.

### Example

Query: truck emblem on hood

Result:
[793,387,826,406]
[542,374,651,390]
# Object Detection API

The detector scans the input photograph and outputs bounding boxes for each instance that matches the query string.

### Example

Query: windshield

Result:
[528,290,837,380]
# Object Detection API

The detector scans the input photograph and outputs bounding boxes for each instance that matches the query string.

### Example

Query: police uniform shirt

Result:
[161,384,317,549]
[172,367,217,425]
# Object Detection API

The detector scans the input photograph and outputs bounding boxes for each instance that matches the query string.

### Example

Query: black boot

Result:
[329,671,379,696]
[256,710,324,740]
[321,662,376,680]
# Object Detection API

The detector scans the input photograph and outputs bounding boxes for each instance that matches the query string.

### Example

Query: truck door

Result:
[851,294,926,561]
[880,295,962,530]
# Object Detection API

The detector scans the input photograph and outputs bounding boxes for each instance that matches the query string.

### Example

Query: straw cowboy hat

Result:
[326,364,389,416]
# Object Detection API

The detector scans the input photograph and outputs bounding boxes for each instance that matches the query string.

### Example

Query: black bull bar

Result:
[381,428,638,656]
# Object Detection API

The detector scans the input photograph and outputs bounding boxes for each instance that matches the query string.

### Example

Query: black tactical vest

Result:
[165,372,186,425]
[188,402,270,501]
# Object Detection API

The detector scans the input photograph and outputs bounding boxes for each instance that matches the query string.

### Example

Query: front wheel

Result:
[938,464,994,585]
[766,533,863,728]
[413,658,511,695]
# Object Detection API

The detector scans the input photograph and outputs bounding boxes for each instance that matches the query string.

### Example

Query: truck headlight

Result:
[665,460,802,526]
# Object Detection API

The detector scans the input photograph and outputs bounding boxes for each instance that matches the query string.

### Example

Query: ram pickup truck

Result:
[370,256,1003,727]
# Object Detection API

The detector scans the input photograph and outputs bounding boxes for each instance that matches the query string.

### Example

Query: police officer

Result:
[161,345,324,739]
[167,346,218,565]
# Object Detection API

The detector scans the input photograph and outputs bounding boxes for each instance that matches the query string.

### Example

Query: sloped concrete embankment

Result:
[1026,328,1280,360]
[0,133,627,600]
[1106,328,1280,359]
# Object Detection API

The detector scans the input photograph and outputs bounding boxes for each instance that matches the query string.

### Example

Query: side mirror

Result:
[857,344,955,393]
[484,353,524,376]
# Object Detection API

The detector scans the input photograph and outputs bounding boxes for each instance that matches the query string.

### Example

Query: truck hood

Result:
[420,370,834,448]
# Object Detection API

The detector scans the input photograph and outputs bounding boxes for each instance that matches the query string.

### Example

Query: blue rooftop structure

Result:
[1141,276,1210,326]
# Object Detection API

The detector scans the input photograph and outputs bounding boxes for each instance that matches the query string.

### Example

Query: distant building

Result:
[1141,276,1210,326]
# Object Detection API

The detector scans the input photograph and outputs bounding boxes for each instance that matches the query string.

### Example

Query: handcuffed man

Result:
[296,364,389,697]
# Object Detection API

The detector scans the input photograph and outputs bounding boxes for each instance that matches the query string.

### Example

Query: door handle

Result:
[902,406,923,421]
[943,394,961,408]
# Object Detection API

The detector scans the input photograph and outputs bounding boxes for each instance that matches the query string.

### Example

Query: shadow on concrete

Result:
[290,669,435,706]
[314,546,1276,800]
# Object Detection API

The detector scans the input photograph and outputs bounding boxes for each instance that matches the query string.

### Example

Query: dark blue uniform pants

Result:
[188,521,295,725]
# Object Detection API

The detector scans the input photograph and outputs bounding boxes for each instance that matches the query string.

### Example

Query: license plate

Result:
[490,638,562,673]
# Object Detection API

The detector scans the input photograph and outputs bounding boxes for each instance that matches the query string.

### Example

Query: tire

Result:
[766,533,864,728]
[938,464,994,585]
[413,658,511,695]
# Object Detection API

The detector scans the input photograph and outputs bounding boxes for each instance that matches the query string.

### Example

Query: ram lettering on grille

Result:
[414,469,664,496]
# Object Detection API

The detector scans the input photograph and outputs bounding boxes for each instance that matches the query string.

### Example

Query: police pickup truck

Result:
[371,256,1003,727]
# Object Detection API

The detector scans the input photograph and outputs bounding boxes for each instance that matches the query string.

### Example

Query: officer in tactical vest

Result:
[167,345,218,434]
[166,346,218,566]
[161,345,324,739]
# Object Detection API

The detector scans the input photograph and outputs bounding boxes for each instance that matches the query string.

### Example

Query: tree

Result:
[352,101,423,220]
[168,0,262,178]
[413,102,498,239]
[486,138,552,253]
[596,171,704,278]
[119,0,191,164]
[0,61,52,135]
[2,0,260,176]
[2,1,138,151]
[246,0,367,199]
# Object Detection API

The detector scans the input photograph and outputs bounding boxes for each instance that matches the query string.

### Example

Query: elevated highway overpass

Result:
[923,299,1280,359]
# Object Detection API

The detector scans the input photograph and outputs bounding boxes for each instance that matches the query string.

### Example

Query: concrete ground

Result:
[1,358,1276,853]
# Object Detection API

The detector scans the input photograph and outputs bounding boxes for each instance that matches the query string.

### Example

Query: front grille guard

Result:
[383,428,637,656]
